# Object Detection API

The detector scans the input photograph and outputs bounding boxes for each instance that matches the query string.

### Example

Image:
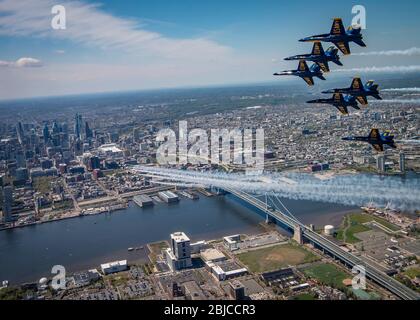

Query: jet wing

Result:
[298,60,309,72]
[336,105,348,115]
[316,61,330,73]
[371,143,384,152]
[312,42,325,56]
[302,77,314,86]
[330,18,346,35]
[334,41,351,55]
[356,95,368,105]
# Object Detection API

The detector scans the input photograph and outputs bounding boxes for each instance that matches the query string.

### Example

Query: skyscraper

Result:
[376,155,385,173]
[74,114,83,140]
[399,152,406,173]
[43,123,50,143]
[85,121,93,139]
[165,232,193,271]
[16,122,25,145]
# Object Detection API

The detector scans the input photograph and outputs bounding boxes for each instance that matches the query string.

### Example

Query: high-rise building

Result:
[89,156,101,170]
[229,280,246,300]
[15,168,29,182]
[1,186,13,222]
[165,232,193,271]
[376,155,385,173]
[133,128,141,143]
[43,123,50,143]
[85,121,93,140]
[399,152,406,173]
[74,114,83,140]
[16,151,26,168]
[16,122,25,145]
[52,121,60,134]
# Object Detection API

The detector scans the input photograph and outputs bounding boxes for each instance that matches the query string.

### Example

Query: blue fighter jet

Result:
[322,77,382,105]
[274,60,325,86]
[307,93,360,115]
[284,42,342,72]
[299,18,366,55]
[342,129,397,152]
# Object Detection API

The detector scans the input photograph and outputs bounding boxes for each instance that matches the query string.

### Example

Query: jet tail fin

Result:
[368,129,380,140]
[330,18,346,35]
[351,77,363,90]
[311,42,325,56]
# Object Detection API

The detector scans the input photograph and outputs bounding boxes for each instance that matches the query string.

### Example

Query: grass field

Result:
[336,213,400,244]
[291,293,317,300]
[404,267,420,279]
[302,263,349,290]
[237,243,319,273]
[148,241,169,264]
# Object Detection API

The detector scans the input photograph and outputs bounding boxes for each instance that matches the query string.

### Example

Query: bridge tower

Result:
[293,225,303,245]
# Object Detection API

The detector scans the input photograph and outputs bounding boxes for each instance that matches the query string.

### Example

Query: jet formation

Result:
[273,18,394,152]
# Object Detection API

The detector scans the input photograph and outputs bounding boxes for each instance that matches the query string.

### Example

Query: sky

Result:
[0,0,420,100]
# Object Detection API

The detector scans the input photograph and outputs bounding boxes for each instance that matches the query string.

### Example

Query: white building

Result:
[165,232,192,271]
[158,191,179,203]
[100,260,128,275]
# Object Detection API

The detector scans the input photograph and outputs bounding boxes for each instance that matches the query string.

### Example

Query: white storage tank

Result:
[324,225,335,236]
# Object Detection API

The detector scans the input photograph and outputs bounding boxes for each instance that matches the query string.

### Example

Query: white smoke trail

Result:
[397,140,420,145]
[382,88,420,92]
[353,47,420,56]
[133,166,420,212]
[370,99,420,104]
[335,65,420,73]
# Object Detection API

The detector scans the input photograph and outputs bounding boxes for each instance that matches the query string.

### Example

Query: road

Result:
[225,188,419,300]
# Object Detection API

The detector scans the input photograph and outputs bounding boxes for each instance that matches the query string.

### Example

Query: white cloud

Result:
[353,47,420,56]
[0,57,43,67]
[0,0,232,61]
[15,57,43,67]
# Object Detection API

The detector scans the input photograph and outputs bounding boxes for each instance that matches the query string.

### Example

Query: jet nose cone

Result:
[299,38,305,42]
[284,57,291,61]
[322,90,331,94]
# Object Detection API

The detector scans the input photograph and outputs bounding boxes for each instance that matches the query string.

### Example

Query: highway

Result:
[225,188,419,301]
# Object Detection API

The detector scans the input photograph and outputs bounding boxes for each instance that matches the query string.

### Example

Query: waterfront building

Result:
[376,155,385,173]
[399,152,406,173]
[100,260,128,275]
[1,186,13,222]
[158,191,179,203]
[133,195,154,207]
[165,232,192,271]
